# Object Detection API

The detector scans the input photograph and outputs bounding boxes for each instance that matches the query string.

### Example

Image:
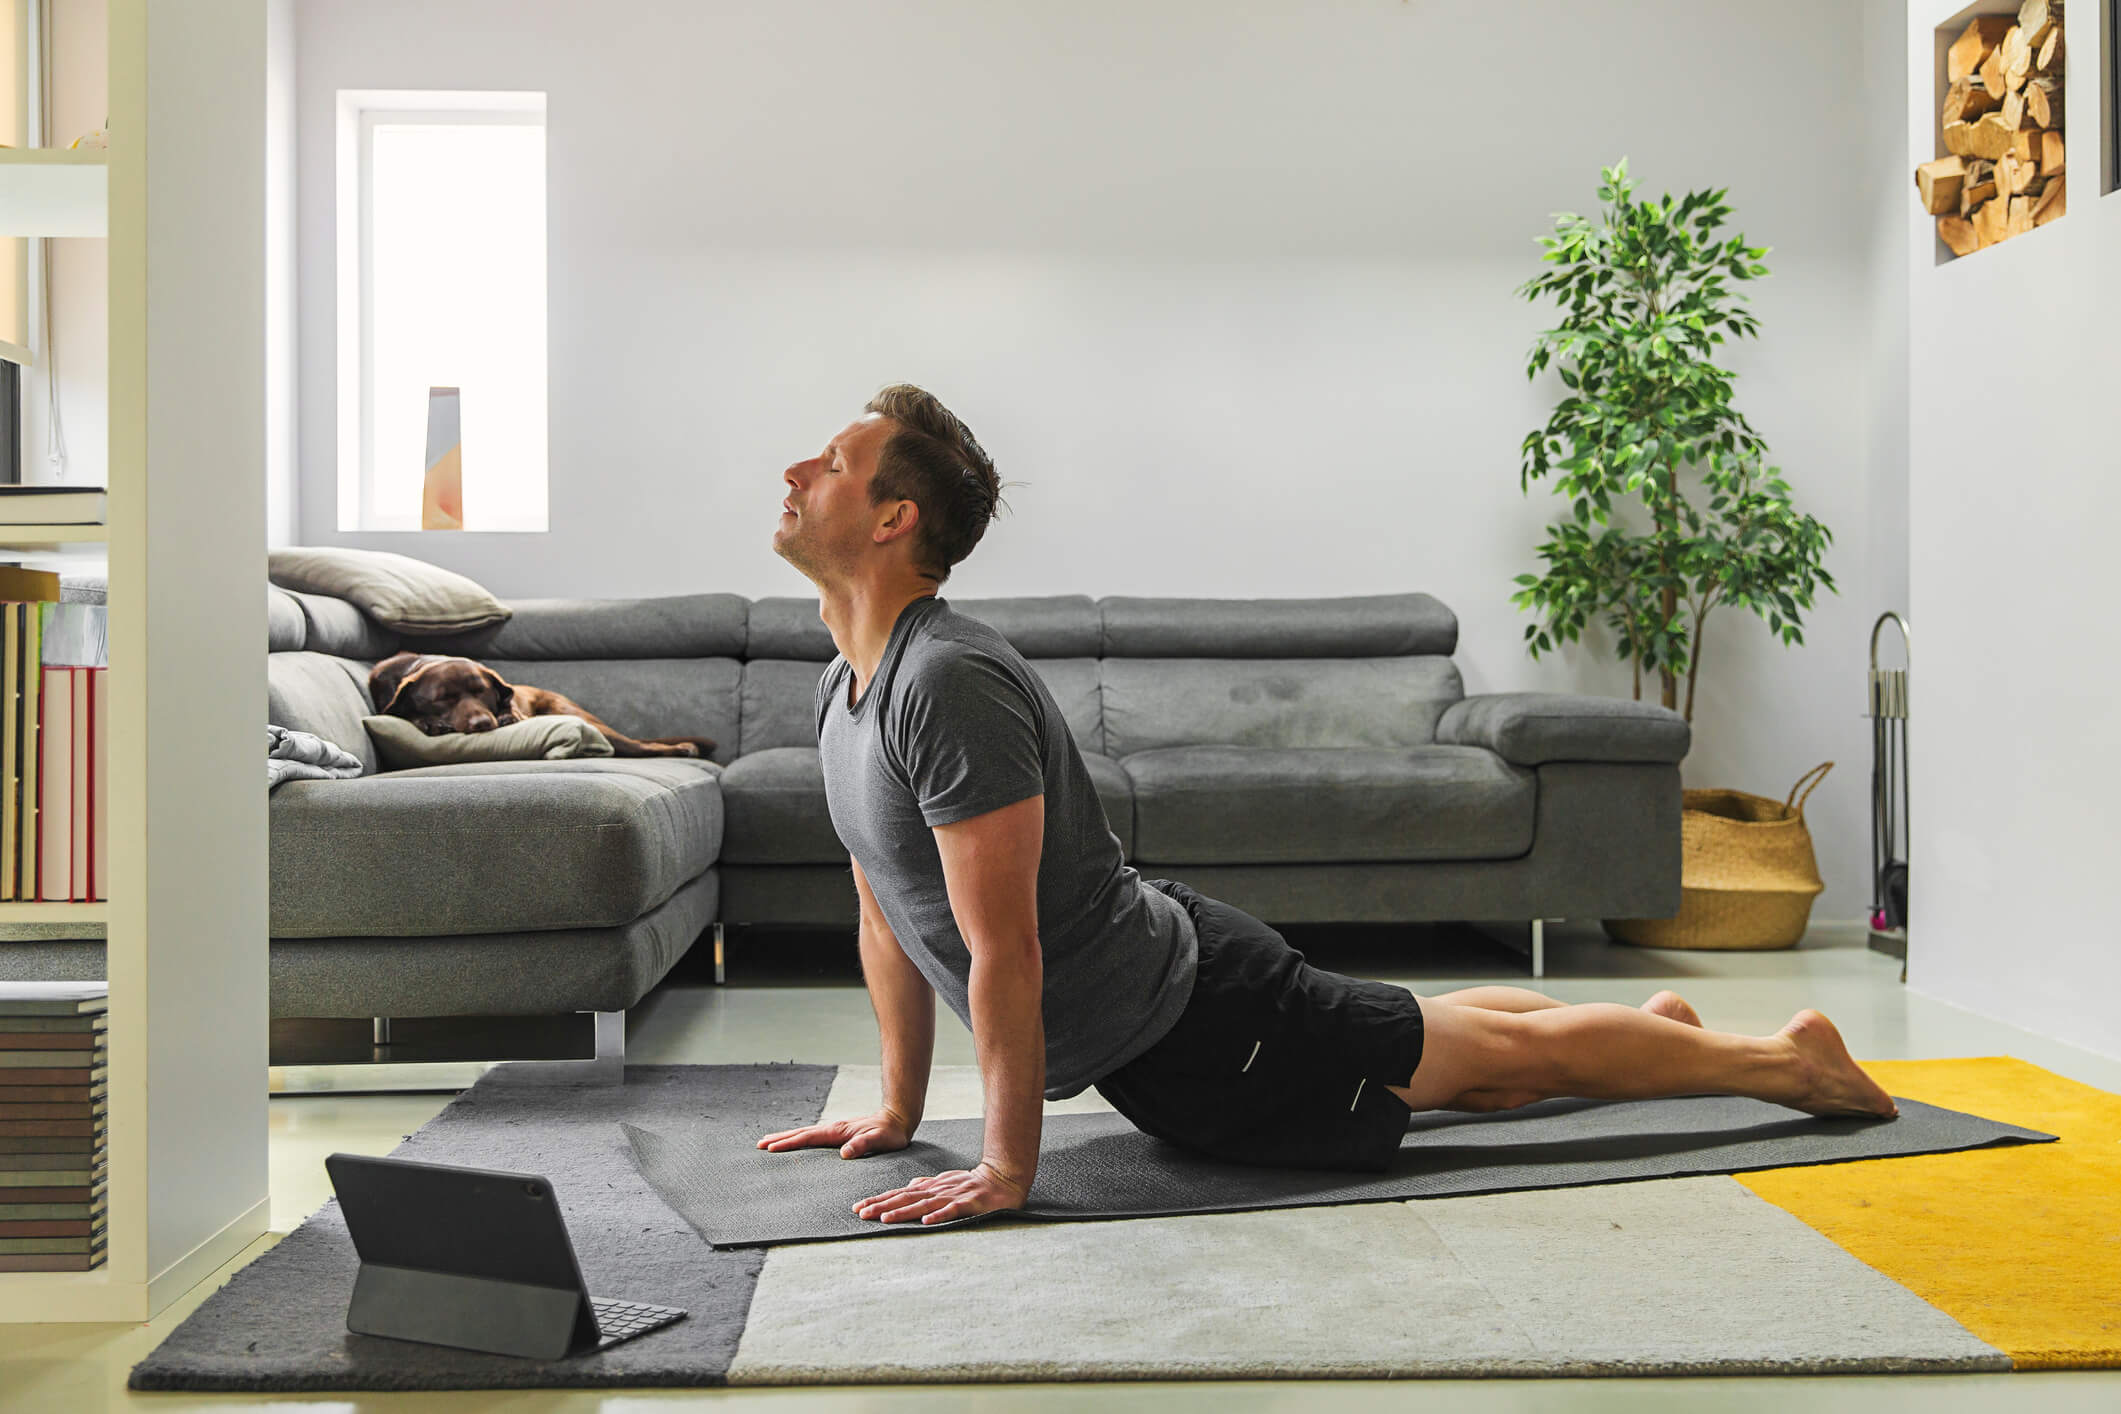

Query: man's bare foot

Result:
[1641,990,1703,1028]
[1779,1010,1898,1118]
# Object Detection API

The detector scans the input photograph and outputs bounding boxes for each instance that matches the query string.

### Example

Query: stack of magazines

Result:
[0,982,107,1271]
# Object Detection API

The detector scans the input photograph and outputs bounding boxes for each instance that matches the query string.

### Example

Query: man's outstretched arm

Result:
[757,856,934,1157]
[852,793,1046,1225]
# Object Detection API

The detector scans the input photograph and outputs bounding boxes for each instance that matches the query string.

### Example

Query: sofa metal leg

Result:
[482,1010,626,1087]
[1531,919,1545,980]
[372,1017,391,1045]
[713,923,725,986]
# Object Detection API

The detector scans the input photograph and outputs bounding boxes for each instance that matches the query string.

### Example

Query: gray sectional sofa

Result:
[262,582,1685,1028]
[1,583,1688,1074]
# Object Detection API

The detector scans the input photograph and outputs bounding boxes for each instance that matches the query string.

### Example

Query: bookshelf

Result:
[0,0,268,1323]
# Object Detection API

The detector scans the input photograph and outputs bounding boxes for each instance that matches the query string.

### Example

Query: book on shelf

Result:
[0,1151,102,1169]
[37,667,71,902]
[0,1032,98,1049]
[69,669,87,900]
[0,1084,105,1102]
[0,485,106,526]
[0,1220,104,1239]
[0,1135,98,1154]
[11,603,43,902]
[0,1013,105,1033]
[0,982,106,1016]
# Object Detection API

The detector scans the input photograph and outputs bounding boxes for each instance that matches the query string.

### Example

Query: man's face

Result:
[773,414,904,582]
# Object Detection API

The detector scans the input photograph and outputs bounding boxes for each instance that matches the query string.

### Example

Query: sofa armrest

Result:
[1435,693,1689,766]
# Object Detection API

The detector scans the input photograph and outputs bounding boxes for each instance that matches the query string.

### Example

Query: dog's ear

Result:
[371,653,431,717]
[479,665,518,723]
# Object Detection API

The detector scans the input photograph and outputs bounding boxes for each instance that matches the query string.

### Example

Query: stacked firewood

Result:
[1915,0,2066,256]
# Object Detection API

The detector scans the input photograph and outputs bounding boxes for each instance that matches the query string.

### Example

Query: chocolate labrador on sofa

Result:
[369,651,715,759]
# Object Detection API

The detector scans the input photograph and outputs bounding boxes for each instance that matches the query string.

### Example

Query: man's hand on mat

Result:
[852,1160,1028,1226]
[755,1108,915,1159]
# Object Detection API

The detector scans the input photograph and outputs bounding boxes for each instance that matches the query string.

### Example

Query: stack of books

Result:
[0,982,107,1272]
[0,566,108,902]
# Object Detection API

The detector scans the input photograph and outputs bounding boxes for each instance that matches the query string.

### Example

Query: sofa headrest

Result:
[1098,593,1457,658]
[418,594,749,660]
[275,588,398,660]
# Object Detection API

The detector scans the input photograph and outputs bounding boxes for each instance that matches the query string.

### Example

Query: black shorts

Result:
[1093,878,1426,1174]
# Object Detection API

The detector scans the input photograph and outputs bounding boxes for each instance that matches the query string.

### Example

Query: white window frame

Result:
[335,89,548,532]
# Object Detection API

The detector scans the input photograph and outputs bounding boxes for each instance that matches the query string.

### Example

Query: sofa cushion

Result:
[268,652,381,775]
[1122,745,1534,865]
[280,589,397,659]
[477,658,741,765]
[739,660,832,756]
[267,586,307,652]
[717,746,1137,863]
[1102,657,1463,757]
[363,713,614,768]
[269,546,512,635]
[269,758,722,937]
[717,747,841,864]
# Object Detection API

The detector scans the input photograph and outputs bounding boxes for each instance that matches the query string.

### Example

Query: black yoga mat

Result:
[625,1093,2055,1248]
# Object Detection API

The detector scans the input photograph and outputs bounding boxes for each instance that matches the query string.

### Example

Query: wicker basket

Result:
[1604,763,1832,951]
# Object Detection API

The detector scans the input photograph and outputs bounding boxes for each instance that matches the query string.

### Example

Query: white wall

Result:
[1905,1,2121,1061]
[287,0,1910,918]
[22,0,107,489]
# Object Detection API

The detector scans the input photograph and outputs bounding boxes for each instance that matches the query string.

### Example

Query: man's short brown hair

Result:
[864,384,1008,586]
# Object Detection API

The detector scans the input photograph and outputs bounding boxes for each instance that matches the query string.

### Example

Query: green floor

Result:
[9,921,2118,1412]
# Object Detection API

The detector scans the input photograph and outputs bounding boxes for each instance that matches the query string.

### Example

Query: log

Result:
[2041,128,2064,174]
[1999,24,2034,87]
[1979,45,2009,99]
[1972,197,2010,246]
[1997,153,2037,196]
[1960,177,1998,215]
[2017,0,2056,49]
[1967,111,2020,160]
[2006,195,2035,238]
[2010,127,2041,163]
[1917,156,1967,213]
[2026,76,2062,128]
[2034,173,2066,226]
[1943,76,2000,124]
[2000,88,2028,130]
[1938,214,1980,257]
[1943,120,1976,158]
[2036,24,2063,72]
[1949,15,2013,82]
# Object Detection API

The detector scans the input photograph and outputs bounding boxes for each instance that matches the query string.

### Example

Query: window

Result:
[337,91,547,531]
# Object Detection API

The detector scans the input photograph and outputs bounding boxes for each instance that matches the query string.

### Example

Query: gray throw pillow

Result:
[269,547,512,635]
[364,714,614,769]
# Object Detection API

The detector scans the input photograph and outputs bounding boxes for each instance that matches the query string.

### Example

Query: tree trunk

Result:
[1683,608,1708,724]
[1660,456,1679,712]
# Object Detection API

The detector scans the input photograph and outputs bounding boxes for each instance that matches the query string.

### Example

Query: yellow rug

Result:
[1738,1056,2121,1369]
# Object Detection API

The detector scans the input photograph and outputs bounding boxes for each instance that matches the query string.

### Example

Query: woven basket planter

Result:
[1605,763,1831,952]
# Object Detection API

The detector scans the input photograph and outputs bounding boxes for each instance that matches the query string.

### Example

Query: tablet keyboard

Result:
[590,1296,687,1348]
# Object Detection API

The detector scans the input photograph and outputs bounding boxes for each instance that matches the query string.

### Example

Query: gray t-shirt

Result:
[814,594,1198,1100]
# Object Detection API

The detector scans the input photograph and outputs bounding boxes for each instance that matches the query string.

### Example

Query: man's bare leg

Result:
[1390,1002,1897,1120]
[1429,985,1704,1028]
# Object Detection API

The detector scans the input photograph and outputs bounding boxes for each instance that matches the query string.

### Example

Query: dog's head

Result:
[369,651,519,736]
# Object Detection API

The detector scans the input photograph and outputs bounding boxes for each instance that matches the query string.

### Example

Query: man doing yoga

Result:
[761,384,1898,1227]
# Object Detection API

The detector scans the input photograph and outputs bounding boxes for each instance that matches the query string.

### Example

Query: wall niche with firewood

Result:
[1916,0,2067,261]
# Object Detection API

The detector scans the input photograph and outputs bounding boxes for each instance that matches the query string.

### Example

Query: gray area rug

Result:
[128,1064,836,1393]
[626,1094,2055,1247]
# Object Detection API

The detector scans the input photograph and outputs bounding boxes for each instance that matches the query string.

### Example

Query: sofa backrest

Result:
[265,584,1463,766]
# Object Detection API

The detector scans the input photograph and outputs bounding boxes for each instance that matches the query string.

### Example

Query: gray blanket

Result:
[267,724,362,790]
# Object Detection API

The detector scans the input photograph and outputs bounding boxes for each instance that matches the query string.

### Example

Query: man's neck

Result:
[818,583,938,692]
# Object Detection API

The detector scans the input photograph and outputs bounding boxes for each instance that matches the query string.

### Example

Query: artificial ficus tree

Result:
[1512,159,1835,725]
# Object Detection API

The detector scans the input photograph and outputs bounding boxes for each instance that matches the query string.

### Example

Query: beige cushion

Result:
[363,713,614,769]
[268,547,512,635]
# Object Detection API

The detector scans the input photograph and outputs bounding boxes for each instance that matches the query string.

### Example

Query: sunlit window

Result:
[337,92,547,531]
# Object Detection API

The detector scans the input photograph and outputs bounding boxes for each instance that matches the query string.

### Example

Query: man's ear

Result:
[370,653,428,715]
[480,666,517,721]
